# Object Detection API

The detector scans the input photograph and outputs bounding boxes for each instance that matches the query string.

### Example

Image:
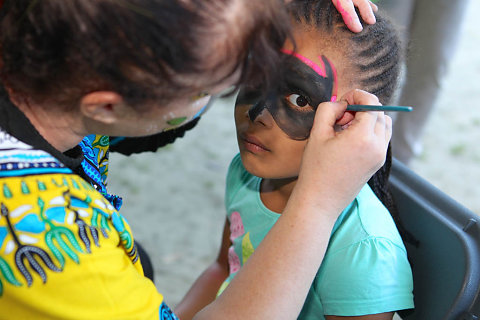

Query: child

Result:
[175,1,414,319]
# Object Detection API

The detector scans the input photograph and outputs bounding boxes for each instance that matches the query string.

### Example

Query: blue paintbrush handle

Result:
[346,105,413,112]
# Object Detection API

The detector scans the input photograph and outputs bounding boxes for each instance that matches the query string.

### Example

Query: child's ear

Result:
[79,91,126,125]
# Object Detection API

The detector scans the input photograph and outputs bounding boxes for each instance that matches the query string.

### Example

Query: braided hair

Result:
[288,0,417,245]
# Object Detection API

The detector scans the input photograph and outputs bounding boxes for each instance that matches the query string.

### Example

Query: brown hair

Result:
[0,0,291,108]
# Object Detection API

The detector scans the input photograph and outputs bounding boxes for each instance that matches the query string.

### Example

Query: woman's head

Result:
[234,0,401,179]
[0,0,290,134]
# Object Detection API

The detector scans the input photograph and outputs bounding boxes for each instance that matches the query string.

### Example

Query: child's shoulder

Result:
[356,185,403,241]
[329,184,406,253]
[316,185,414,315]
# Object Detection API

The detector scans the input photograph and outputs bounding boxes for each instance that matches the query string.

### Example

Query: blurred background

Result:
[108,0,479,308]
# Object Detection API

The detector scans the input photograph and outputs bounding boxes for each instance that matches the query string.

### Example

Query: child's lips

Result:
[242,134,270,152]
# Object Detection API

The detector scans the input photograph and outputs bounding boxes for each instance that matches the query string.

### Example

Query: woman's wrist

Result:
[290,171,351,221]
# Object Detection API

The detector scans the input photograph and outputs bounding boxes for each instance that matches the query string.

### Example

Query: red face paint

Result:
[282,49,328,77]
[323,56,338,102]
[281,49,338,102]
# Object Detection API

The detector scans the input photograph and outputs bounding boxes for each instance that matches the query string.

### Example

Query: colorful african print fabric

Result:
[79,134,123,210]
[0,92,177,319]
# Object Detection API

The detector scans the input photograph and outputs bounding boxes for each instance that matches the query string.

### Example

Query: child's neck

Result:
[260,177,298,214]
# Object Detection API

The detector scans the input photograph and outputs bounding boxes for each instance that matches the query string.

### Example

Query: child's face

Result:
[235,96,308,179]
[235,27,349,179]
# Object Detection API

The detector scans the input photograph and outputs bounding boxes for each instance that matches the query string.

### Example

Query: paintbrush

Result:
[346,105,413,112]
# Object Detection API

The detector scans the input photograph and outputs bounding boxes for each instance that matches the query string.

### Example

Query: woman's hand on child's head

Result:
[297,89,391,215]
[331,0,378,32]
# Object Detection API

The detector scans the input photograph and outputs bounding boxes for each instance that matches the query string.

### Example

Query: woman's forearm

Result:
[194,193,338,319]
[175,262,229,320]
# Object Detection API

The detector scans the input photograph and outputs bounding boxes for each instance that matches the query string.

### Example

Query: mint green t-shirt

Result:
[218,154,414,319]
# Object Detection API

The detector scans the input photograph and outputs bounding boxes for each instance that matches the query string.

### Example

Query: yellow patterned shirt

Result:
[0,127,174,319]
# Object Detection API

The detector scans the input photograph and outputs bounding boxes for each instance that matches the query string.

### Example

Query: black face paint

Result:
[236,53,337,140]
[248,100,266,121]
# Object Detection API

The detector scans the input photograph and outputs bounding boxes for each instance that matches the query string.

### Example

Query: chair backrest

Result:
[389,159,480,320]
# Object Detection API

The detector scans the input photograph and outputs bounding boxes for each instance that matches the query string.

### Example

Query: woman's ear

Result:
[79,91,126,125]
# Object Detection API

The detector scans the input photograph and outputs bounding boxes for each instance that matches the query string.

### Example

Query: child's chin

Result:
[240,153,265,177]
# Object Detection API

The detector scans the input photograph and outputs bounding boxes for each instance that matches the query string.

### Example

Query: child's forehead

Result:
[284,29,354,97]
[286,25,343,63]
[282,49,330,79]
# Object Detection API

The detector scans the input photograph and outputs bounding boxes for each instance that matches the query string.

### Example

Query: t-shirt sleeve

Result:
[317,237,414,316]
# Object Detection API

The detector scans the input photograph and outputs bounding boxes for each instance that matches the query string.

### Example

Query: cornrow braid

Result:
[288,0,417,246]
[289,0,401,104]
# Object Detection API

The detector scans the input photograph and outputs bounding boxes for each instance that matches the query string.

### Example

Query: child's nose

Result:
[247,103,274,128]
[247,101,265,121]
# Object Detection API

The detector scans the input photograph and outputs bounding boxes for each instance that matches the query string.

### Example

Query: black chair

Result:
[390,159,480,320]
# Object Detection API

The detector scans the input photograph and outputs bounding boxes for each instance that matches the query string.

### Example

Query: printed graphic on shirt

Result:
[0,174,139,295]
[0,130,137,296]
[217,210,254,296]
[0,131,71,177]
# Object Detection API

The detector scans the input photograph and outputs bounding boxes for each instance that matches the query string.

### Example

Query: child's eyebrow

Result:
[281,49,327,77]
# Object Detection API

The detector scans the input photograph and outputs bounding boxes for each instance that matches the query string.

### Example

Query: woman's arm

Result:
[175,218,231,320]
[194,90,391,319]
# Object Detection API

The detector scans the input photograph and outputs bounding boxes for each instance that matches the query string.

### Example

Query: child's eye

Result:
[285,94,312,109]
